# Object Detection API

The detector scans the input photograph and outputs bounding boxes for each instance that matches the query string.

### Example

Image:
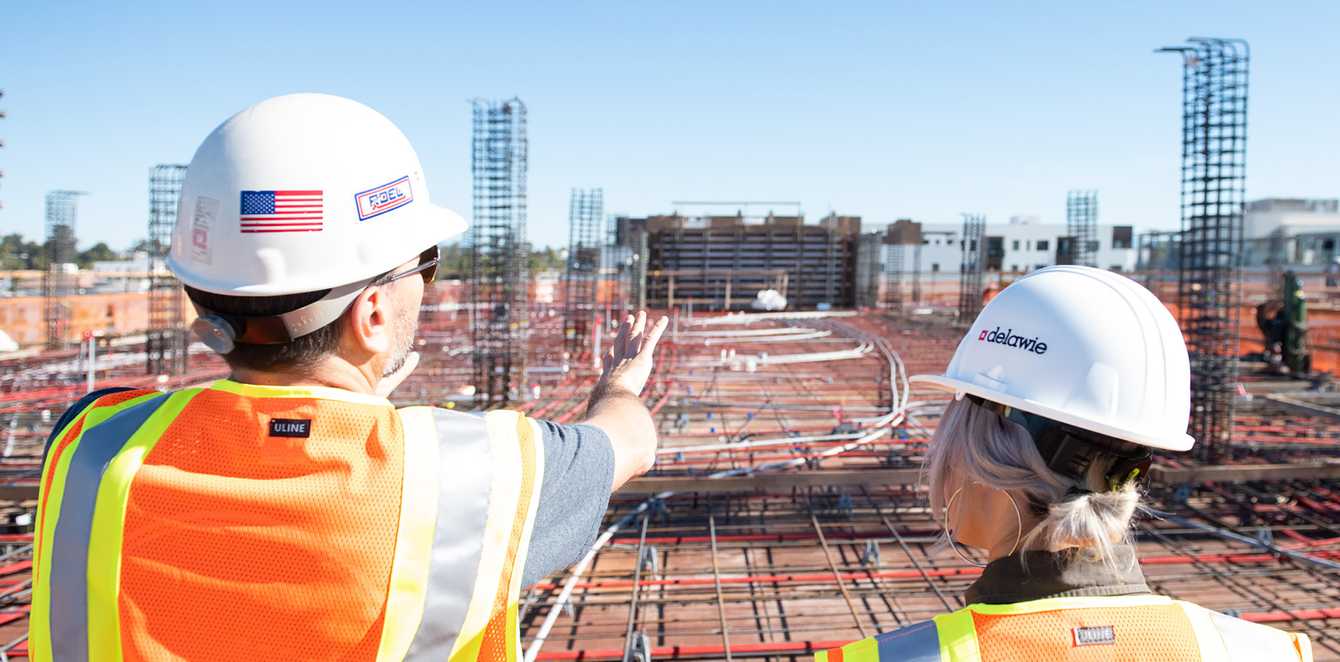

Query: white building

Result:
[877,216,1137,276]
[1242,198,1340,269]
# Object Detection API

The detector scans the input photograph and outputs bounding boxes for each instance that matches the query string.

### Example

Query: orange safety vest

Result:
[816,595,1312,662]
[30,380,545,661]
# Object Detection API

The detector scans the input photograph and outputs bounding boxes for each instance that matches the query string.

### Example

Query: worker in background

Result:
[1256,270,1311,375]
[820,266,1311,661]
[30,93,668,661]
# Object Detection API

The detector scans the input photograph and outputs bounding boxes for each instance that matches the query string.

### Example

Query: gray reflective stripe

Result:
[875,620,941,661]
[405,408,495,659]
[49,394,167,662]
[1208,610,1306,661]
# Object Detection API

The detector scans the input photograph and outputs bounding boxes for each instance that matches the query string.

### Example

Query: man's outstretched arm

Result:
[583,311,669,490]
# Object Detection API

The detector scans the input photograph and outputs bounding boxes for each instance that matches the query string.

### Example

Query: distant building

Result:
[614,211,859,310]
[1242,198,1340,269]
[875,217,1138,277]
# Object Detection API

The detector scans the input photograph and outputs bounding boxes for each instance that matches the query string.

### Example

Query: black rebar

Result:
[1159,38,1250,462]
[146,165,188,376]
[469,98,530,408]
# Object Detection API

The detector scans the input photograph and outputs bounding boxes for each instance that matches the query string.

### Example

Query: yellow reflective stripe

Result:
[815,650,829,662]
[208,378,392,406]
[86,388,201,661]
[1176,601,1228,659]
[447,410,543,662]
[376,407,441,662]
[838,636,881,661]
[504,417,545,661]
[29,392,160,662]
[964,593,1172,615]
[1298,632,1315,662]
[934,608,981,662]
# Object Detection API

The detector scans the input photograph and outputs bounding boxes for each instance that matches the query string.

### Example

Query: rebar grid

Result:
[1065,190,1098,267]
[564,188,605,355]
[1159,37,1250,462]
[42,191,84,350]
[956,214,985,323]
[145,165,188,376]
[470,98,530,407]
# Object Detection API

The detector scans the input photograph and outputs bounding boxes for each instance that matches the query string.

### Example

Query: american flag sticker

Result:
[239,190,324,233]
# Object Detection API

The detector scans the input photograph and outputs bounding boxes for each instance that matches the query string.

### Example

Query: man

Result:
[30,93,667,661]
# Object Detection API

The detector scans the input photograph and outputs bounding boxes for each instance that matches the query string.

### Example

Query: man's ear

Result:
[345,285,392,356]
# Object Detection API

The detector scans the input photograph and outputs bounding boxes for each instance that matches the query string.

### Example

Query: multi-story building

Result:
[614,212,859,310]
[1242,198,1340,269]
[876,216,1138,277]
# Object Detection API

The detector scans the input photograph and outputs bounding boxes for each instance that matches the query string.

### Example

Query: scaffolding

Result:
[146,165,188,376]
[469,98,529,407]
[1159,38,1249,461]
[1066,190,1098,267]
[564,188,604,355]
[43,191,84,350]
[957,213,985,323]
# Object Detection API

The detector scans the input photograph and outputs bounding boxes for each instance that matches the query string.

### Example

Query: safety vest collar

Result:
[965,545,1148,605]
[208,378,393,406]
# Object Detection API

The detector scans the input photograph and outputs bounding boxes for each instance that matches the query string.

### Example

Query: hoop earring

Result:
[943,485,1024,566]
[944,486,985,568]
[1002,489,1022,558]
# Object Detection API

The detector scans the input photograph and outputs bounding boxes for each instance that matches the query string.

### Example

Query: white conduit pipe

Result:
[677,327,821,338]
[676,343,873,370]
[682,310,859,326]
[523,321,909,662]
[703,331,832,345]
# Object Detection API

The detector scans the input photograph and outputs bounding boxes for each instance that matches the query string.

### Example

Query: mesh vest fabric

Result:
[816,595,1313,662]
[30,380,544,662]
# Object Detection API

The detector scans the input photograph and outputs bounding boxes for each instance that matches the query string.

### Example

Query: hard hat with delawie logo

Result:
[911,265,1194,451]
[167,93,465,297]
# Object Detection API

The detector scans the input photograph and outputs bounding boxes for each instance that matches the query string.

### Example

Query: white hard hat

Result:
[168,93,465,296]
[912,265,1193,451]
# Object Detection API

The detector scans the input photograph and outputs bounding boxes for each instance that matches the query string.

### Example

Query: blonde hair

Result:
[925,398,1140,563]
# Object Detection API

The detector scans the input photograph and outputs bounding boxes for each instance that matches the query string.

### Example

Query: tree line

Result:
[1,234,567,275]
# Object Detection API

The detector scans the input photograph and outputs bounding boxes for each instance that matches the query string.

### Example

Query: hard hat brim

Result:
[909,373,1195,452]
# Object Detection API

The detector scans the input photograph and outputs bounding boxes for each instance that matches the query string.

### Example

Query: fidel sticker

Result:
[355,175,413,221]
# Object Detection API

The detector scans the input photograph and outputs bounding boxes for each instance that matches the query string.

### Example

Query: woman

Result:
[819,266,1311,661]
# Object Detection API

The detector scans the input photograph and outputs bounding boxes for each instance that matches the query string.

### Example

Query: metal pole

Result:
[86,335,96,393]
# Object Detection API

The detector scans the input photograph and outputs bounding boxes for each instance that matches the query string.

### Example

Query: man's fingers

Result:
[629,311,647,355]
[638,316,669,359]
[616,314,633,358]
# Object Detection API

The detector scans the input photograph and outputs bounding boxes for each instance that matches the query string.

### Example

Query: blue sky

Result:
[2,2,1338,250]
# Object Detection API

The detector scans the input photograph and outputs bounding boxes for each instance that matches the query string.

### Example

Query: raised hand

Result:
[599,311,669,397]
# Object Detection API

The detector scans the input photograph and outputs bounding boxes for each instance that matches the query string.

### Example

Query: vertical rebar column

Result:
[1066,190,1099,267]
[886,242,904,311]
[957,213,986,323]
[1159,38,1249,461]
[564,188,604,355]
[43,190,84,349]
[911,242,923,304]
[146,165,188,375]
[470,98,530,407]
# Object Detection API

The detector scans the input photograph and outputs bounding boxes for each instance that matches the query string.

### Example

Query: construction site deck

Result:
[3,297,1340,660]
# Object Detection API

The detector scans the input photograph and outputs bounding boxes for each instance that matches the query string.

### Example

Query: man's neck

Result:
[230,358,378,394]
